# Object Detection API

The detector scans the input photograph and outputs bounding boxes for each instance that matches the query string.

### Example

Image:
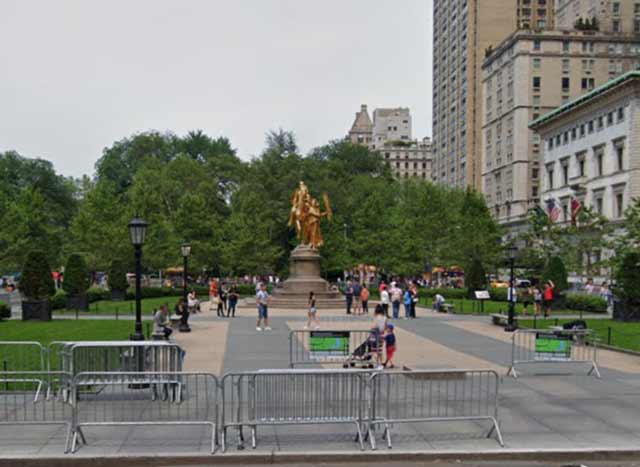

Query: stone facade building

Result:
[432,0,524,190]
[481,29,640,228]
[530,70,640,223]
[347,105,431,179]
[556,0,640,34]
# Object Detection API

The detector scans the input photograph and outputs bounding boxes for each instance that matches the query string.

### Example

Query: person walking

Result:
[533,285,542,316]
[403,287,412,320]
[409,282,418,319]
[384,323,396,369]
[227,287,238,317]
[216,290,226,317]
[352,281,362,315]
[305,291,320,329]
[256,283,271,331]
[345,280,354,315]
[360,284,370,314]
[600,282,614,315]
[208,278,218,312]
[380,286,390,318]
[390,282,402,319]
[543,280,555,318]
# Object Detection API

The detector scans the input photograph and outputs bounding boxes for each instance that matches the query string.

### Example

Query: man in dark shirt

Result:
[345,280,354,315]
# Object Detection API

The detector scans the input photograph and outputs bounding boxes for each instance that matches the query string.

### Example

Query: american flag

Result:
[570,198,582,226]
[546,198,561,222]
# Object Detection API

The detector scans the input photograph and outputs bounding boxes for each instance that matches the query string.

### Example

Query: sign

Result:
[534,333,572,361]
[309,331,350,360]
[475,290,491,300]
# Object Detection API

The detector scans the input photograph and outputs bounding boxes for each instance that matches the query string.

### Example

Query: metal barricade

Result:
[507,328,600,378]
[68,372,218,454]
[367,369,503,450]
[221,369,368,451]
[0,371,73,452]
[0,342,48,401]
[289,329,384,368]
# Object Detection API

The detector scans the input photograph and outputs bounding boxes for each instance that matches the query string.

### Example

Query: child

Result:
[305,291,320,329]
[384,323,396,368]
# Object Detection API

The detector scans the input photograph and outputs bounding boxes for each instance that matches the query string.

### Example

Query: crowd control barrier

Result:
[67,372,218,454]
[0,342,48,401]
[507,328,600,378]
[289,329,384,368]
[0,371,73,451]
[367,369,503,450]
[221,369,368,451]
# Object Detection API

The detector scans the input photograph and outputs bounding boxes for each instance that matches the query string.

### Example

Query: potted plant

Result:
[0,301,10,320]
[108,259,129,301]
[63,253,90,311]
[542,256,568,309]
[613,252,640,322]
[20,250,55,321]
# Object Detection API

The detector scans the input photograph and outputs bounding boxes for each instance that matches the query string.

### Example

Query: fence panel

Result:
[367,369,503,450]
[68,371,218,454]
[0,342,48,401]
[221,369,368,451]
[508,329,600,378]
[289,329,384,368]
[0,371,73,452]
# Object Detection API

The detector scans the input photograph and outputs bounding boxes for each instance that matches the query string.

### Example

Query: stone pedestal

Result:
[270,245,344,309]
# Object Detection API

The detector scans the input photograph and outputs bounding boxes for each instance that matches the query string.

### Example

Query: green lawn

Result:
[0,320,143,346]
[419,297,602,316]
[519,318,640,353]
[54,296,182,316]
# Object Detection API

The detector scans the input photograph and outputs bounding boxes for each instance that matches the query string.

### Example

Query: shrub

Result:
[565,293,607,313]
[542,256,569,292]
[421,288,468,300]
[108,260,129,291]
[50,290,67,310]
[465,257,487,298]
[0,301,10,319]
[614,252,640,302]
[20,250,55,300]
[86,287,111,303]
[63,254,90,296]
[488,287,509,302]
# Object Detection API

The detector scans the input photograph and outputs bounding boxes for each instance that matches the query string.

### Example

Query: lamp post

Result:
[180,243,191,332]
[506,245,518,332]
[128,217,148,341]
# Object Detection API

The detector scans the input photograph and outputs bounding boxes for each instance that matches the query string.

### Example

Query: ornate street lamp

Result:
[506,244,518,332]
[128,217,148,341]
[180,243,191,332]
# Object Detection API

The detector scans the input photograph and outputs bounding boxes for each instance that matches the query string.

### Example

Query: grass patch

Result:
[419,297,600,316]
[54,296,182,316]
[0,320,145,346]
[518,318,640,353]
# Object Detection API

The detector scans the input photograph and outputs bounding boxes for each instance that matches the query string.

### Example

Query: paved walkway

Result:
[2,302,640,460]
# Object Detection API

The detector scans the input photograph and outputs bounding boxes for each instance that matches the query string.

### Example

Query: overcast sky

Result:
[0,0,432,178]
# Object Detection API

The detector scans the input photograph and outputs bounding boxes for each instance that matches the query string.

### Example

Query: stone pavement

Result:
[2,301,640,462]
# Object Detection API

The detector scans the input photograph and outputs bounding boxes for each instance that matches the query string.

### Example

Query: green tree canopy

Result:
[20,250,55,300]
[63,254,90,296]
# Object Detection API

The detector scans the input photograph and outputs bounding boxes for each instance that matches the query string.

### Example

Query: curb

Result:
[3,448,640,466]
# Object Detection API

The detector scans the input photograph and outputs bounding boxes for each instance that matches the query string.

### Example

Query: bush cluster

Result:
[0,301,10,319]
[565,293,607,313]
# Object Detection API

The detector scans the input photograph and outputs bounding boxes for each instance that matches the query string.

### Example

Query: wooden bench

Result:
[490,313,518,326]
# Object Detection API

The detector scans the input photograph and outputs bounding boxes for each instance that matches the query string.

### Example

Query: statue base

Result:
[269,245,344,309]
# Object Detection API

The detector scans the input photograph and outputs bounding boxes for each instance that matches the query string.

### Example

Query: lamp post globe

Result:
[180,243,192,333]
[128,217,148,341]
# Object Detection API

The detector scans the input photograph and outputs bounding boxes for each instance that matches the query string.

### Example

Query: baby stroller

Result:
[343,328,382,369]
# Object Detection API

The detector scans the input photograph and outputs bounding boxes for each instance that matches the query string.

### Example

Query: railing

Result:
[0,342,48,401]
[221,369,368,451]
[507,328,600,378]
[289,329,384,368]
[68,371,218,454]
[367,369,503,449]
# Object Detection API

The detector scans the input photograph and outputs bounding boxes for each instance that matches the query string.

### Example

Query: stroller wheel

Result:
[350,362,356,368]
[343,364,348,369]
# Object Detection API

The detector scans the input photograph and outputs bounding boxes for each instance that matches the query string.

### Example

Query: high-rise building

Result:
[517,0,556,30]
[481,29,640,228]
[556,0,640,34]
[432,1,519,190]
[347,105,431,179]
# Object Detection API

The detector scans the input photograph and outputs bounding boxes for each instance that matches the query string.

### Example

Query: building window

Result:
[613,19,621,32]
[616,143,625,171]
[588,120,594,133]
[562,162,569,186]
[533,39,541,51]
[618,107,625,121]
[562,77,570,92]
[562,59,570,73]
[533,57,541,69]
[607,112,614,126]
[532,76,541,89]
[615,192,624,218]
[613,2,620,14]
[579,124,586,137]
[595,149,604,176]
[577,154,586,177]
[635,20,640,33]
[581,78,595,90]
[597,116,604,130]
[547,165,554,190]
[562,40,570,52]
[595,196,604,215]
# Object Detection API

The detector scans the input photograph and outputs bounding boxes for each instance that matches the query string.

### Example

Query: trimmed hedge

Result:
[565,293,607,313]
[0,301,10,319]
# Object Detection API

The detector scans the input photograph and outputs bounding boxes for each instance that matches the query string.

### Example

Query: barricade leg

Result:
[588,361,601,379]
[487,417,505,447]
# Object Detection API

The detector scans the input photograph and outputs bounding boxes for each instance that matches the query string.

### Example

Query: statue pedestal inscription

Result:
[269,245,344,309]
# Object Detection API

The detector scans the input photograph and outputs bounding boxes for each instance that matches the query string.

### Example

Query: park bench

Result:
[490,313,518,326]
[440,303,455,314]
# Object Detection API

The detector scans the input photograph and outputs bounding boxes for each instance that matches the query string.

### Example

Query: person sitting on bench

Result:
[153,305,172,340]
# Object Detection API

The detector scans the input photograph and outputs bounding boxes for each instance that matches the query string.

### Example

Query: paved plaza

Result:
[2,301,640,465]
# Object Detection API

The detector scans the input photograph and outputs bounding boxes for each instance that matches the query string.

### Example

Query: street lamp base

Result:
[504,324,518,332]
[130,332,145,341]
[178,323,191,333]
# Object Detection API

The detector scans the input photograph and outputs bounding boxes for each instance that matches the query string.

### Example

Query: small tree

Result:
[614,252,640,302]
[108,259,129,291]
[542,256,569,292]
[465,256,487,299]
[63,254,90,296]
[20,250,55,300]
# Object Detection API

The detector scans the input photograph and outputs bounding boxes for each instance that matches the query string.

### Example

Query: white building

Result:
[371,108,412,149]
[530,70,640,223]
[381,137,432,180]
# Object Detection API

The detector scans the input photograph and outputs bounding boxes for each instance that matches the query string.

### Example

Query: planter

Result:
[613,300,640,322]
[22,299,51,321]
[66,294,89,311]
[0,302,10,320]
[111,289,127,301]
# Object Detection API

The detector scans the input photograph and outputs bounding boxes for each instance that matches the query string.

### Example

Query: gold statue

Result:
[288,181,332,249]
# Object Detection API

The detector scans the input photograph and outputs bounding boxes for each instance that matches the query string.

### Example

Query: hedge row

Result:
[565,293,608,313]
